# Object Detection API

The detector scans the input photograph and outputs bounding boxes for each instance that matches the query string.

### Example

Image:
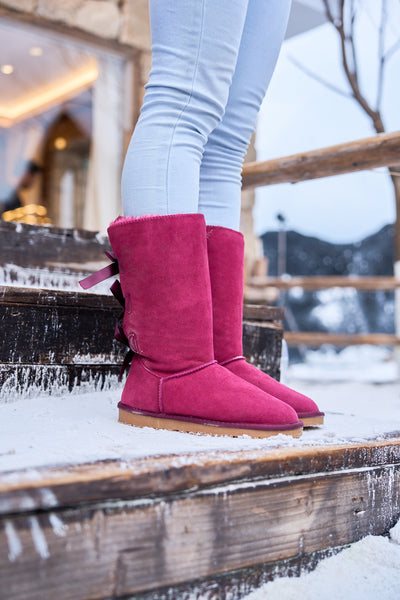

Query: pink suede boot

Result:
[107,214,303,437]
[206,224,324,427]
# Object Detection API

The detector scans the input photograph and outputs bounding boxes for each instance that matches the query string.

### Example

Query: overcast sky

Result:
[254,2,400,243]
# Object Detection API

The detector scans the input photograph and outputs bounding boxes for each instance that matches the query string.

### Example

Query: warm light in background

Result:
[54,137,67,150]
[0,65,99,127]
[1,64,14,75]
[1,204,50,225]
[29,47,43,57]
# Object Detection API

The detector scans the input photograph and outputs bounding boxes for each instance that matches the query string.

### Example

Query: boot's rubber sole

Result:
[299,414,325,427]
[118,408,303,438]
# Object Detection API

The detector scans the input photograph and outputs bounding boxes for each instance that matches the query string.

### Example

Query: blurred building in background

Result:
[0,0,153,232]
[0,0,323,233]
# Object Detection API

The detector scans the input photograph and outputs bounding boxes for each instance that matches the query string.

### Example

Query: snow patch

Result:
[4,520,23,562]
[49,513,68,537]
[389,520,400,545]
[1,378,400,473]
[289,345,398,383]
[288,286,304,300]
[0,366,122,403]
[244,530,400,600]
[29,516,50,560]
[72,352,121,365]
[0,263,116,294]
[40,488,58,507]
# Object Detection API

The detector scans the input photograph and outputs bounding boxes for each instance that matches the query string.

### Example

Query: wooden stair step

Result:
[1,439,399,599]
[0,286,284,399]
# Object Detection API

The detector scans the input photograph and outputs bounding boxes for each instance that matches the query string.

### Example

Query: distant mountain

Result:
[260,225,395,346]
[261,224,394,277]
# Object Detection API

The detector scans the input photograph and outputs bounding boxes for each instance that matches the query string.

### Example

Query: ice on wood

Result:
[4,520,23,562]
[29,516,50,560]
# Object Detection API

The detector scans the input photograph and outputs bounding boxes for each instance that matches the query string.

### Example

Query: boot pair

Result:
[86,213,323,438]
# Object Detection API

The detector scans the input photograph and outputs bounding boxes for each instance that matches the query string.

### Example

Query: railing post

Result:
[394,262,400,378]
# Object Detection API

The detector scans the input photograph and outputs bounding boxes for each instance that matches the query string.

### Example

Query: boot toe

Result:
[163,363,302,431]
[224,358,324,422]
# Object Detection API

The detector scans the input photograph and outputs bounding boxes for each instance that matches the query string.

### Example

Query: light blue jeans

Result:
[121,0,292,231]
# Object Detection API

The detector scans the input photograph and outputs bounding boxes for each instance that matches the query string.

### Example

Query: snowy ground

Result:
[242,520,400,600]
[1,376,400,473]
[288,345,399,384]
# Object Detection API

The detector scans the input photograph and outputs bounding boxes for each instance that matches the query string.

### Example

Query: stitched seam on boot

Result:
[121,358,162,414]
[138,357,162,379]
[219,356,246,367]
[162,360,216,382]
[128,332,142,355]
[158,379,164,413]
[157,362,217,414]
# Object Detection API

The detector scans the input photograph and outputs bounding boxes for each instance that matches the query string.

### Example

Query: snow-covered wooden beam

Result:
[250,275,400,291]
[284,331,400,346]
[0,287,284,399]
[242,130,400,189]
[0,440,399,599]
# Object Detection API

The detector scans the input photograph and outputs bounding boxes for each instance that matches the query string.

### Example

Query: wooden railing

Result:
[242,130,400,189]
[241,131,400,347]
[284,332,400,347]
[251,276,400,347]
[250,276,400,291]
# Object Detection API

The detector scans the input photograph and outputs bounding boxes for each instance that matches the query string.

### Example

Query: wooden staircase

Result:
[1,440,400,599]
[0,220,283,399]
[1,219,400,599]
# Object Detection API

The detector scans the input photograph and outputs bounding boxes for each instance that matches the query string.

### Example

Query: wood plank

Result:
[284,331,400,346]
[0,220,110,272]
[242,130,400,189]
[1,441,399,599]
[0,291,124,365]
[0,286,116,309]
[1,286,282,320]
[111,547,342,600]
[250,275,400,291]
[243,304,285,321]
[2,440,400,516]
[0,287,284,396]
[243,321,283,381]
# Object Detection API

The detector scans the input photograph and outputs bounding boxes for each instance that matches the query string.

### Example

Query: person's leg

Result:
[200,0,323,425]
[198,0,292,230]
[121,0,249,217]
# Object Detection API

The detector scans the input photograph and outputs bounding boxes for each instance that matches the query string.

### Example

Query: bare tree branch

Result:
[349,0,359,76]
[321,0,400,259]
[323,0,384,131]
[385,37,400,61]
[321,0,337,27]
[376,0,388,111]
[287,55,351,98]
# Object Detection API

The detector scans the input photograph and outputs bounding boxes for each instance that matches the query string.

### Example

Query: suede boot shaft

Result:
[108,214,214,375]
[206,225,245,362]
[206,223,324,426]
